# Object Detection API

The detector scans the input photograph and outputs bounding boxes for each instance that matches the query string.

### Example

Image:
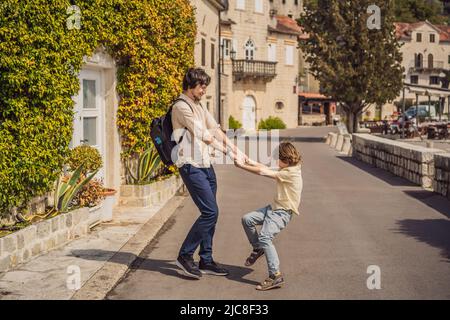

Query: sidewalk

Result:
[0,192,187,300]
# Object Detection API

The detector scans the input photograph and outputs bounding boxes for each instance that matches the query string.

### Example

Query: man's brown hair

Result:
[279,142,302,166]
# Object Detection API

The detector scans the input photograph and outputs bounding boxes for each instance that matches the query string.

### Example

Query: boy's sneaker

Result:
[175,255,202,280]
[255,272,284,291]
[245,248,265,266]
[199,260,229,276]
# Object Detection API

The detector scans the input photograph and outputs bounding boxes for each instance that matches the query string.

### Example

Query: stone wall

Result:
[433,153,450,200]
[0,206,100,273]
[352,134,445,189]
[120,175,184,207]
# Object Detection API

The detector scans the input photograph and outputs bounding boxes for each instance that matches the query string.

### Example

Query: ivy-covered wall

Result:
[0,0,196,216]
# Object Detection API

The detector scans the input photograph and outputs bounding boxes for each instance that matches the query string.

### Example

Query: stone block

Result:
[65,212,73,228]
[31,242,42,256]
[36,220,51,239]
[51,216,60,232]
[0,255,11,272]
[3,235,17,253]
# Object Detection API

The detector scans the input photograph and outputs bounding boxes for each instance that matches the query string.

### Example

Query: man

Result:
[172,68,247,279]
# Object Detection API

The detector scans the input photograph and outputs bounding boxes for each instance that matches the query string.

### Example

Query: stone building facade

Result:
[190,0,226,123]
[219,0,303,130]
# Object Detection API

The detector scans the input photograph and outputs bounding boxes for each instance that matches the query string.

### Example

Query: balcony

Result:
[409,60,444,73]
[232,59,277,82]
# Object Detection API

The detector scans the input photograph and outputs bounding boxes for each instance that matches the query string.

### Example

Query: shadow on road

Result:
[394,219,450,263]
[69,250,259,286]
[403,190,450,219]
[336,156,418,187]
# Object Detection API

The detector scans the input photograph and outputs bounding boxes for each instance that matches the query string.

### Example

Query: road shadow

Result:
[69,249,259,286]
[403,190,450,219]
[337,156,418,187]
[393,219,450,263]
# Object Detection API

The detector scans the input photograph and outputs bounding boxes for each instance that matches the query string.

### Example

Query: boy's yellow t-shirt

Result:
[271,165,303,215]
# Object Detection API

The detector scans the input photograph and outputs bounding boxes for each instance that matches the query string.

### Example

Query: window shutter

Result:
[285,45,294,65]
[236,0,245,10]
[255,0,263,13]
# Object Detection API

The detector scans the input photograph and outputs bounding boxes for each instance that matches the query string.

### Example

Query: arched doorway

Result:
[242,96,256,130]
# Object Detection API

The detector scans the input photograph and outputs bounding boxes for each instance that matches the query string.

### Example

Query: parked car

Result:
[405,104,437,120]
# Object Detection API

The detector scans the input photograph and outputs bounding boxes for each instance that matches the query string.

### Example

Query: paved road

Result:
[107,127,450,300]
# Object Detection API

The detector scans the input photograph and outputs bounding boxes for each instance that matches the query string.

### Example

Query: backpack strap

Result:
[171,98,194,114]
[171,98,194,144]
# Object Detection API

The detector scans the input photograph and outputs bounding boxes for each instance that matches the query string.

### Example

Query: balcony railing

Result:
[232,59,277,81]
[409,60,445,73]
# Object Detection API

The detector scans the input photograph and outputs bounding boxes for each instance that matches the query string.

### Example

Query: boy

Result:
[234,142,303,291]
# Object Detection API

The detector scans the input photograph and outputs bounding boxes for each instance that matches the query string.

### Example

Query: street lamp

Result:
[230,49,236,60]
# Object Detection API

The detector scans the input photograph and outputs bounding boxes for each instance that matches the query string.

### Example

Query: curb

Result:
[70,193,187,300]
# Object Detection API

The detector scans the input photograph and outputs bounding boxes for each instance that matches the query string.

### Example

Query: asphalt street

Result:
[107,127,450,299]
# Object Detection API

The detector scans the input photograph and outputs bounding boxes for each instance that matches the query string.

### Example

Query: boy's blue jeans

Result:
[242,205,292,276]
[178,164,218,264]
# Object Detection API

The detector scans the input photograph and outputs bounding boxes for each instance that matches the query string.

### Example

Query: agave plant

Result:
[125,145,162,184]
[53,164,99,213]
[20,164,98,222]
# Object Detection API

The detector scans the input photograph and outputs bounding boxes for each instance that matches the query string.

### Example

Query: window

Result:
[410,75,418,84]
[285,45,294,65]
[268,43,277,62]
[236,0,245,10]
[201,38,206,67]
[295,0,299,5]
[211,43,215,69]
[222,38,231,59]
[430,76,440,85]
[245,39,255,60]
[428,54,434,69]
[255,0,263,13]
[415,53,423,68]
[448,55,450,64]
[416,33,422,42]
[430,34,436,43]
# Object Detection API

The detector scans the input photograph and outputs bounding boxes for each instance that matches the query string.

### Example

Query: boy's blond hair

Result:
[279,142,302,166]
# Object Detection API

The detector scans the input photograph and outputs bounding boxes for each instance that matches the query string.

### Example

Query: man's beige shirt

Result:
[171,93,220,168]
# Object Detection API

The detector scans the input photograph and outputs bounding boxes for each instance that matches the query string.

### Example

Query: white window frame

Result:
[255,0,263,13]
[222,38,232,59]
[268,43,277,62]
[285,45,294,66]
[236,0,245,10]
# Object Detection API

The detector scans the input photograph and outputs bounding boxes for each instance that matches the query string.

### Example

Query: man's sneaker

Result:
[255,272,284,291]
[199,260,229,276]
[175,255,202,280]
[245,248,265,266]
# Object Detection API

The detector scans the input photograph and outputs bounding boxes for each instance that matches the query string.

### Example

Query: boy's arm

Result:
[235,160,278,179]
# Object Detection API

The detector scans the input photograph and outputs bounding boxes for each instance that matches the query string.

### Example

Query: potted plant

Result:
[100,187,117,222]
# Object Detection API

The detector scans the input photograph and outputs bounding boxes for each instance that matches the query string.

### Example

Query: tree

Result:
[393,0,447,24]
[298,0,404,133]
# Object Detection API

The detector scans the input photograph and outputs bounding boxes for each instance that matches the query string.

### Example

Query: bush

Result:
[0,0,196,216]
[228,115,242,130]
[258,117,287,130]
[67,145,103,175]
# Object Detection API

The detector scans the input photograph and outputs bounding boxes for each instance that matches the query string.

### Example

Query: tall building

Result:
[219,0,303,130]
[190,0,226,123]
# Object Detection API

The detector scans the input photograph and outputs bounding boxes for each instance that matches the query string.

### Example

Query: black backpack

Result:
[150,98,193,166]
